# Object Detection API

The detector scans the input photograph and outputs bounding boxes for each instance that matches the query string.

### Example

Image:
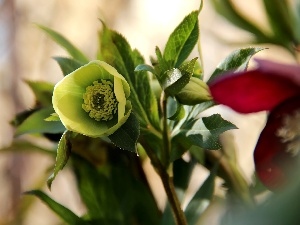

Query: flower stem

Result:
[205,150,255,207]
[160,91,171,168]
[142,141,187,225]
[141,92,187,225]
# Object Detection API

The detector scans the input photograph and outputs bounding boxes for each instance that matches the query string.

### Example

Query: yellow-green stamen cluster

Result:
[82,80,118,121]
[276,110,300,156]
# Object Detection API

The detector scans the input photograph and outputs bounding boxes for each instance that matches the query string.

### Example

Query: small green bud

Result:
[176,77,212,105]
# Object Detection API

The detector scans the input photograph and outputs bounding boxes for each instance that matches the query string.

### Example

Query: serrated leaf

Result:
[53,57,84,76]
[37,24,89,63]
[163,11,199,67]
[184,167,217,225]
[208,47,265,83]
[26,80,54,106]
[15,107,66,136]
[98,23,160,131]
[24,190,88,225]
[47,131,71,189]
[162,58,197,96]
[181,114,237,150]
[108,113,139,152]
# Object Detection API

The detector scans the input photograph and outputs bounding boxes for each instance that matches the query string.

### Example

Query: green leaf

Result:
[24,190,88,225]
[45,113,60,121]
[15,107,66,136]
[168,101,185,121]
[11,108,39,127]
[162,58,197,96]
[208,47,265,83]
[134,64,156,75]
[155,46,170,75]
[211,0,270,43]
[108,113,139,153]
[110,156,161,225]
[26,80,54,106]
[262,0,296,50]
[98,23,161,131]
[184,167,217,225]
[53,57,84,76]
[47,131,71,189]
[293,0,300,41]
[37,24,89,63]
[173,158,196,191]
[72,155,123,223]
[181,114,237,150]
[163,11,199,67]
[221,170,300,225]
[0,139,55,155]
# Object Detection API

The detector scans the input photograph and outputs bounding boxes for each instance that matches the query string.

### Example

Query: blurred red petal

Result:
[209,69,300,113]
[254,96,300,190]
[256,59,300,86]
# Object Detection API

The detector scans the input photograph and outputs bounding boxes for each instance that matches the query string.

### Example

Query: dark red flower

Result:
[209,59,300,190]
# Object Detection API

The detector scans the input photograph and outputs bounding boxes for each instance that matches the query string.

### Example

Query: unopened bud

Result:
[176,77,212,105]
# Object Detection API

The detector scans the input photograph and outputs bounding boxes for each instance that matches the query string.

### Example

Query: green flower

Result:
[52,60,131,137]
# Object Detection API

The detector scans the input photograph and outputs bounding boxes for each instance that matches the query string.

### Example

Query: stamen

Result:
[82,80,118,121]
[276,110,300,156]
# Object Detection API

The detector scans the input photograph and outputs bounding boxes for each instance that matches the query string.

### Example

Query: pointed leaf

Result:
[37,24,89,63]
[185,167,217,225]
[15,107,66,136]
[25,190,88,225]
[211,0,270,43]
[108,113,140,153]
[262,0,295,50]
[53,57,84,76]
[98,24,160,131]
[47,131,71,189]
[26,81,54,106]
[163,11,199,67]
[182,114,237,150]
[155,46,170,75]
[208,47,265,83]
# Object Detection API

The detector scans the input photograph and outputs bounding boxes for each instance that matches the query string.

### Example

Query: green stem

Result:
[140,92,187,225]
[205,150,255,207]
[160,91,171,168]
[142,141,187,225]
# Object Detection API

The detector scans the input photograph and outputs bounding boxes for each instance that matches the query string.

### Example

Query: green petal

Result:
[52,60,132,137]
[105,100,132,135]
[97,61,130,98]
[114,77,126,120]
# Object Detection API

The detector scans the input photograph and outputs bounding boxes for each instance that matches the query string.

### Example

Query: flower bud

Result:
[52,60,131,138]
[176,77,212,105]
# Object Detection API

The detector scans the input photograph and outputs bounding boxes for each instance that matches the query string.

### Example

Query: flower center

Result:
[276,110,300,156]
[82,80,118,121]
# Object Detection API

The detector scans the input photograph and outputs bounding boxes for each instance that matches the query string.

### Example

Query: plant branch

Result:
[160,91,171,168]
[142,141,187,225]
[205,150,255,207]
